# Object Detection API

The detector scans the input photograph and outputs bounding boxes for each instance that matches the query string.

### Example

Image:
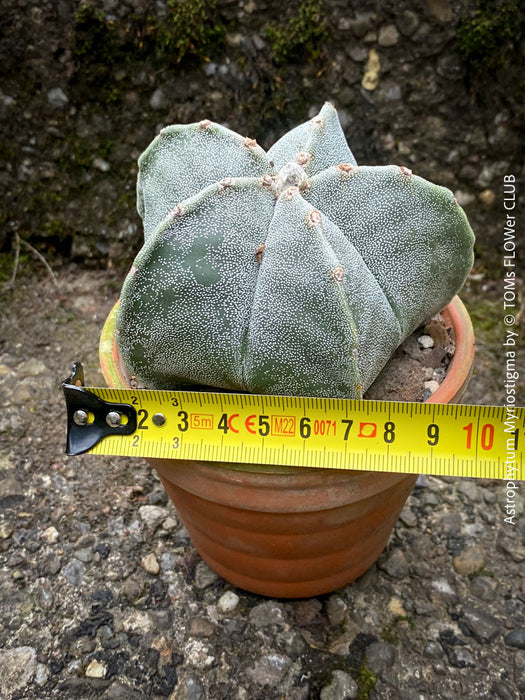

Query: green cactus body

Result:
[116,103,475,399]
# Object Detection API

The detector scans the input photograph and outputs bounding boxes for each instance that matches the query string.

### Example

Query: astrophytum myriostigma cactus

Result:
[116,103,475,399]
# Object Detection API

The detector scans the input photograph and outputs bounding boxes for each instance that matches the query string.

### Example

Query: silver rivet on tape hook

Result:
[106,411,122,428]
[73,410,89,426]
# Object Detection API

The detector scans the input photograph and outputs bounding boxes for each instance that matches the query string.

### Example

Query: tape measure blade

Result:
[82,387,523,480]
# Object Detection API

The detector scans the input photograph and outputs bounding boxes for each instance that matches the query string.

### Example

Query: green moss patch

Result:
[266,0,328,65]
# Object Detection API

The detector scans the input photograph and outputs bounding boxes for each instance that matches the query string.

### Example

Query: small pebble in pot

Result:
[424,380,440,395]
[417,334,434,349]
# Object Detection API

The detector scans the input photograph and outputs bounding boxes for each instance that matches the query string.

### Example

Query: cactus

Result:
[116,103,475,399]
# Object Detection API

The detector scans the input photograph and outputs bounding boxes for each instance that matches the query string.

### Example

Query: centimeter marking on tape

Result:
[64,378,524,480]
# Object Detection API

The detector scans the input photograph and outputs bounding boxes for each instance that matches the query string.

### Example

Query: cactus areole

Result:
[116,103,475,399]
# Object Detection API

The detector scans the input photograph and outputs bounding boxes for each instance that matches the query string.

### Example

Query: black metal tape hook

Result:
[62,362,137,456]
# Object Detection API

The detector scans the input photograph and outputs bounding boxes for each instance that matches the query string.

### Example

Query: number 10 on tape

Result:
[72,383,523,480]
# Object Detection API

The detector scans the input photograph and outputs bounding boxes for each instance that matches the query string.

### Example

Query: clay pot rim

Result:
[99,295,474,406]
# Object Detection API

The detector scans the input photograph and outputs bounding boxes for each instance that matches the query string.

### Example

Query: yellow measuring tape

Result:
[63,365,523,480]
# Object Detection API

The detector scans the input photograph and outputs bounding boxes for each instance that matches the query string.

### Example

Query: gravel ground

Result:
[0,265,524,699]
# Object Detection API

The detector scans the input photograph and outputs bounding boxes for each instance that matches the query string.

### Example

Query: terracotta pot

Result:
[99,296,474,598]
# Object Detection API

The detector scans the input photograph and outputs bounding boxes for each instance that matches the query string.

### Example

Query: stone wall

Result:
[1,0,523,273]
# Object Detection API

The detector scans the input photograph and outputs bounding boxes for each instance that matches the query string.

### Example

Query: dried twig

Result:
[6,232,58,290]
[19,236,59,288]
[7,230,21,289]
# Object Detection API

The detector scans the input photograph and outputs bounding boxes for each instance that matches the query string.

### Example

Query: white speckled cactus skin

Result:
[116,103,475,398]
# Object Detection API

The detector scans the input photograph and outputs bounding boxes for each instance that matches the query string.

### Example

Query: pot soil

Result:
[99,296,474,598]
